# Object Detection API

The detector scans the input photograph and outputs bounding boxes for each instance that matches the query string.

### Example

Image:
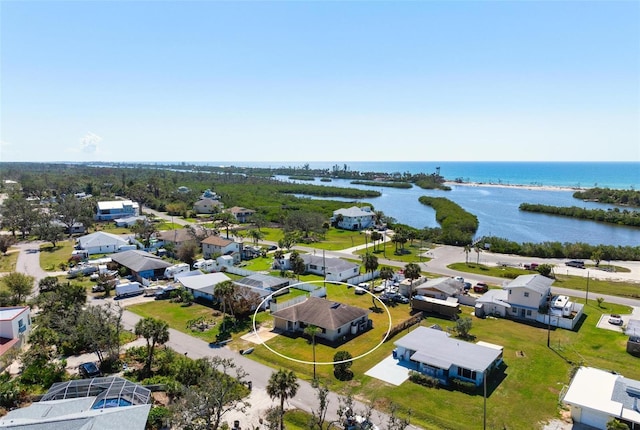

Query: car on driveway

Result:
[78,362,102,379]
[609,314,624,325]
[389,293,409,304]
[473,282,489,293]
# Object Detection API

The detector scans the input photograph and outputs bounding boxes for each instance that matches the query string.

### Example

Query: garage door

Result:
[579,408,610,429]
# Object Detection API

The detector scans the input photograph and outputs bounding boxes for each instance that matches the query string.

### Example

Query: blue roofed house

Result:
[393,326,503,387]
[95,200,140,221]
[331,206,375,230]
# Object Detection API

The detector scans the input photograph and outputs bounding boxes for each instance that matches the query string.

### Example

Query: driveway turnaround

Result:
[365,354,411,386]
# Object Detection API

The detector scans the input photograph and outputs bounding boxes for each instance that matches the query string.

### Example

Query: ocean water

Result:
[212,161,640,190]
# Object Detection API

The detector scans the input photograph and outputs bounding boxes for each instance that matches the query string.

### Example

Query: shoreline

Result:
[443,180,586,192]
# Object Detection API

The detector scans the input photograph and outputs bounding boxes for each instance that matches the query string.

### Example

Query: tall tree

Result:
[215,212,237,239]
[267,369,299,430]
[0,193,38,238]
[135,317,170,377]
[474,242,483,264]
[362,253,379,280]
[303,325,321,380]
[290,251,306,280]
[463,244,471,265]
[130,219,157,248]
[0,235,16,255]
[171,357,249,430]
[370,230,382,252]
[214,280,236,322]
[403,263,421,296]
[55,196,93,236]
[34,213,65,247]
[1,272,34,305]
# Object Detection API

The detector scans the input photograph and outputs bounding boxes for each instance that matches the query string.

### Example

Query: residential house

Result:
[234,273,291,295]
[273,253,360,283]
[226,206,255,223]
[95,200,139,221]
[475,289,511,318]
[52,219,86,235]
[503,274,553,321]
[393,326,503,387]
[331,206,375,230]
[156,228,199,251]
[0,377,152,430]
[114,215,147,228]
[0,306,31,368]
[109,250,173,282]
[627,319,640,356]
[271,297,371,343]
[76,231,133,255]
[202,235,242,264]
[193,198,224,215]
[414,277,462,300]
[176,272,232,302]
[562,366,640,429]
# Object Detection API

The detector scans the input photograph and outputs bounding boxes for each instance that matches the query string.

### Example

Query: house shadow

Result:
[277,325,375,348]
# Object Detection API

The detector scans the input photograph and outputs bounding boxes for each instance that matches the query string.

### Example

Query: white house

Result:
[76,231,133,255]
[273,253,360,282]
[193,198,224,215]
[415,277,463,300]
[176,272,232,302]
[201,235,242,264]
[393,326,503,387]
[0,306,31,363]
[331,206,375,230]
[502,274,553,321]
[95,200,140,221]
[562,366,640,429]
[226,206,255,223]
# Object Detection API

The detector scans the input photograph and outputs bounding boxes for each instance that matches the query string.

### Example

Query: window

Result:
[524,292,529,298]
[338,328,341,334]
[18,319,26,333]
[511,307,518,314]
[526,310,532,316]
[456,368,477,380]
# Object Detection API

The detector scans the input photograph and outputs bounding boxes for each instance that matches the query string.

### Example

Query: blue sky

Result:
[1,0,639,163]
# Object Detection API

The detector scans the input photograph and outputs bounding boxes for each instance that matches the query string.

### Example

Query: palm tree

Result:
[474,242,483,265]
[362,253,379,282]
[248,229,265,245]
[303,325,321,380]
[463,244,471,265]
[214,280,236,330]
[370,230,382,252]
[267,369,299,430]
[215,212,236,239]
[403,262,421,296]
[134,317,169,377]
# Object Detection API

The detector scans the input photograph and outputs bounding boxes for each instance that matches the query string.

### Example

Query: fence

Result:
[224,266,255,277]
[269,286,327,312]
[346,270,380,286]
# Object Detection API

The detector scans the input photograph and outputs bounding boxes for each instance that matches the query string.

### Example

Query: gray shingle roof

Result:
[109,250,172,273]
[271,297,369,330]
[300,254,359,272]
[394,327,503,372]
[504,274,553,295]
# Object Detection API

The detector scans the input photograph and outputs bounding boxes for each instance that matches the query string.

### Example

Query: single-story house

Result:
[414,277,463,300]
[52,219,86,235]
[76,231,133,255]
[503,274,553,321]
[331,206,375,230]
[226,206,255,223]
[193,198,224,214]
[562,366,640,429]
[176,272,232,302]
[114,215,147,228]
[234,273,291,295]
[0,377,152,430]
[109,250,173,281]
[0,306,31,367]
[475,289,511,318]
[393,326,503,387]
[201,235,242,264]
[95,200,139,221]
[271,297,371,343]
[273,253,360,282]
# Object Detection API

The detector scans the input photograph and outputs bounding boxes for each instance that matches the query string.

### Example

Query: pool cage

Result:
[40,377,151,409]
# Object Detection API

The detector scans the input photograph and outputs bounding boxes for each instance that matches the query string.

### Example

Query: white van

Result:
[164,263,190,279]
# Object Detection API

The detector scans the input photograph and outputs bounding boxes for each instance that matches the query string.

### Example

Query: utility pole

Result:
[585,271,590,304]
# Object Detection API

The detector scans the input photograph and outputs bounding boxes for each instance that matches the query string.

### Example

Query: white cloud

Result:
[79,132,102,154]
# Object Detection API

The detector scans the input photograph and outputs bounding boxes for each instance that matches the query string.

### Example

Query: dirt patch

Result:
[516,350,526,357]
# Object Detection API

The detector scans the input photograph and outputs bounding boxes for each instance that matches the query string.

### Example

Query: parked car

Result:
[566,260,585,269]
[354,286,367,295]
[608,314,624,325]
[78,362,102,378]
[390,293,409,304]
[463,282,472,291]
[473,282,489,293]
[266,245,278,251]
[524,263,539,270]
[373,283,386,293]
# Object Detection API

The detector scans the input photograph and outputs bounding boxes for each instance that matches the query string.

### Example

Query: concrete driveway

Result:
[595,306,640,333]
[364,354,412,386]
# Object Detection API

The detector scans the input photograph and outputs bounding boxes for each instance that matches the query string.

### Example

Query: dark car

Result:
[390,293,409,304]
[566,260,585,269]
[473,282,489,293]
[78,362,102,378]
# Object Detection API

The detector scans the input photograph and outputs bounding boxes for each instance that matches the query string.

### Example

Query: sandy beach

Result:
[443,181,586,192]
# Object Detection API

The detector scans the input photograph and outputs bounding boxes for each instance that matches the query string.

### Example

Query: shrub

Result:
[408,371,440,388]
[450,378,477,394]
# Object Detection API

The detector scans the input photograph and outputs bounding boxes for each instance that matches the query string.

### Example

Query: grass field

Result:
[39,239,75,271]
[0,247,20,272]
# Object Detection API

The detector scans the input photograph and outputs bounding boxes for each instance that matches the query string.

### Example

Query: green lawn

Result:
[449,263,640,298]
[245,294,639,430]
[0,247,19,272]
[39,239,76,271]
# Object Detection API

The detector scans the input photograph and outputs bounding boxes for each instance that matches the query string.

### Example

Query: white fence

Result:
[224,266,255,277]
[537,302,585,330]
[269,287,327,312]
[346,270,379,286]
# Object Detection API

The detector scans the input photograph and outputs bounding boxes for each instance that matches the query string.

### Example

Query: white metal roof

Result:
[563,367,623,416]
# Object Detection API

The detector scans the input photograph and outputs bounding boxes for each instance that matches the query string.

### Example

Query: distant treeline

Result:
[418,196,479,245]
[480,236,640,261]
[350,180,412,189]
[573,187,640,207]
[519,203,640,227]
